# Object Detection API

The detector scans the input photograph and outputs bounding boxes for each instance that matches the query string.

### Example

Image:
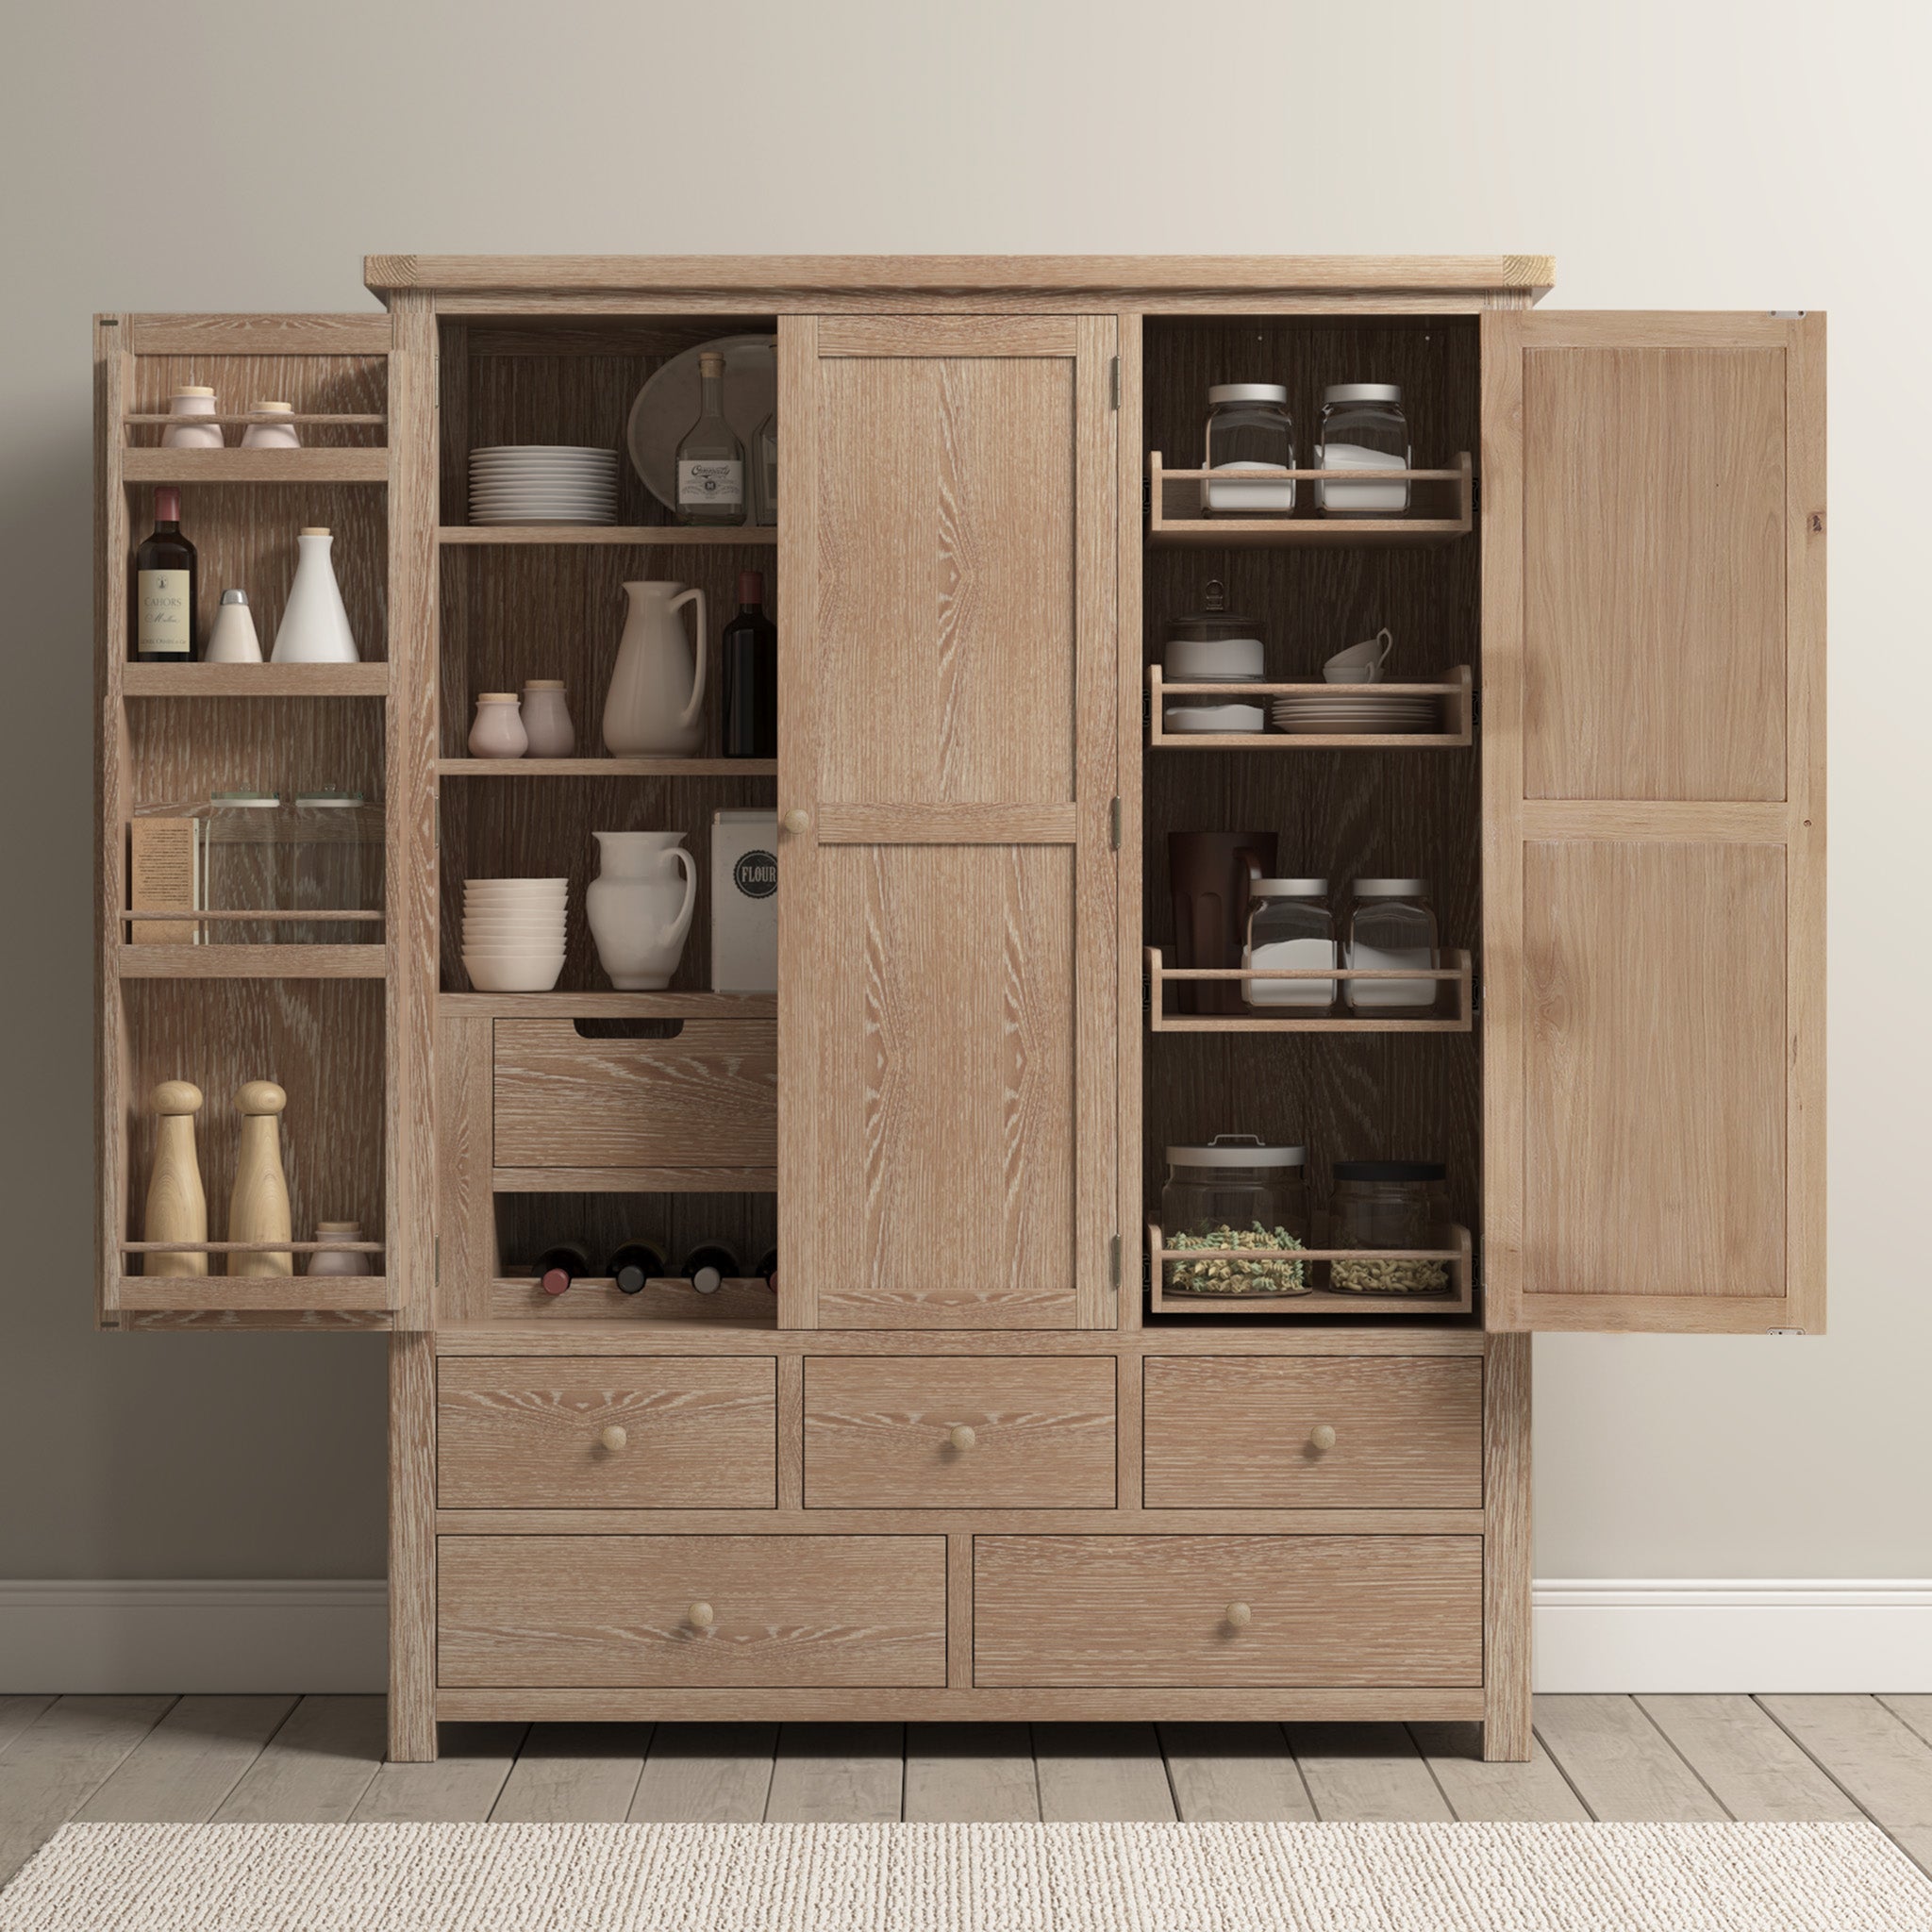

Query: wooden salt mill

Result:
[228,1079,292,1276]
[142,1080,207,1276]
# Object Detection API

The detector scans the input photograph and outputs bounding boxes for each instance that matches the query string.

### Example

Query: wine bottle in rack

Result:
[722,571,777,758]
[132,488,198,662]
[608,1240,669,1296]
[535,1242,591,1298]
[753,1248,778,1294]
[681,1241,741,1295]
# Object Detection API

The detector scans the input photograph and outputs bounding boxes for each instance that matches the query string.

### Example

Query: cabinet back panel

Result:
[127,697,384,809]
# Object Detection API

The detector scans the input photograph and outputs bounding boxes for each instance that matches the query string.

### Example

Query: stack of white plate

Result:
[1272,691,1441,736]
[463,878,567,991]
[469,447,619,525]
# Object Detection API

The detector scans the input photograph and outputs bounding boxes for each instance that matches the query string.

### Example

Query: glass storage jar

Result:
[1316,383,1411,514]
[1202,383,1296,513]
[287,790,384,942]
[1327,1160,1451,1295]
[1242,879,1336,1011]
[1343,878,1439,1013]
[1160,1136,1309,1296]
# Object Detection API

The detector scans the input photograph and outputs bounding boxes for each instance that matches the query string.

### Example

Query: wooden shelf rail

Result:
[439,525,777,546]
[1147,450,1474,547]
[1148,665,1474,748]
[1146,1222,1474,1317]
[1146,947,1474,1033]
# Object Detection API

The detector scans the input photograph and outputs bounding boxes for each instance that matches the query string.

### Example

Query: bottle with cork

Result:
[721,571,776,758]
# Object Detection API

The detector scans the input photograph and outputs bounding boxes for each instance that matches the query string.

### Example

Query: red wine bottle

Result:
[753,1248,778,1293]
[681,1242,740,1295]
[608,1241,668,1296]
[133,487,198,661]
[535,1242,590,1297]
[721,572,777,758]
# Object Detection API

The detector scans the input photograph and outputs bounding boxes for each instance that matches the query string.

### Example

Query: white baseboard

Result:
[4,1577,1929,1695]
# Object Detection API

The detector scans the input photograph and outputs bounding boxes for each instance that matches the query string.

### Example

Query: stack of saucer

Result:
[1272,690,1441,735]
[463,878,567,991]
[469,447,619,525]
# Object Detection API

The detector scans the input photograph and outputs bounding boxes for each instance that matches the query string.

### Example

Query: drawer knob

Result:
[599,1424,627,1453]
[1225,1601,1253,1629]
[688,1600,715,1630]
[782,808,811,836]
[1309,1424,1337,1453]
[948,1424,977,1452]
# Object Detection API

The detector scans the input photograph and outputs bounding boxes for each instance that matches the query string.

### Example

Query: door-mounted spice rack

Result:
[1146,451,1473,547]
[1144,947,1474,1034]
[1145,1222,1474,1317]
[1147,666,1474,748]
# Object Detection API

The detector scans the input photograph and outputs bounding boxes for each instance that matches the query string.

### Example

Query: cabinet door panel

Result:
[1483,311,1824,1334]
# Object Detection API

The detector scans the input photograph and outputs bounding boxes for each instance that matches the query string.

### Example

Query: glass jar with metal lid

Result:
[1160,1135,1309,1295]
[1316,383,1411,514]
[1327,1160,1450,1295]
[288,790,385,943]
[1241,879,1336,1011]
[1203,383,1296,513]
[1343,878,1439,1013]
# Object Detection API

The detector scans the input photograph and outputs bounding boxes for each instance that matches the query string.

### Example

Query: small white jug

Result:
[603,580,707,756]
[585,831,698,990]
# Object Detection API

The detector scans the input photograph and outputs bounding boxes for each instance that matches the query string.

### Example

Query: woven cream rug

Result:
[4,1821,1928,1930]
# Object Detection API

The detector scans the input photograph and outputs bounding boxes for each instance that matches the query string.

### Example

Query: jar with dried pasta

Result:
[1327,1160,1451,1296]
[1160,1137,1309,1296]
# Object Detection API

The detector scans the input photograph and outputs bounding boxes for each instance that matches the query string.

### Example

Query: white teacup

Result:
[1324,627,1394,684]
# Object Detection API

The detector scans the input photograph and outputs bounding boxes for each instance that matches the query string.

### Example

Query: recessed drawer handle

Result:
[1308,1424,1337,1453]
[948,1424,977,1452]
[1225,1601,1253,1629]
[688,1600,715,1630]
[599,1425,628,1452]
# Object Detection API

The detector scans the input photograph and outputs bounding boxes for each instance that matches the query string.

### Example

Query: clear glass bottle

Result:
[675,351,745,526]
[1202,383,1296,513]
[751,408,777,526]
[1159,1136,1309,1296]
[1344,878,1439,1013]
[1316,383,1411,514]
[1327,1160,1451,1295]
[1242,879,1336,1011]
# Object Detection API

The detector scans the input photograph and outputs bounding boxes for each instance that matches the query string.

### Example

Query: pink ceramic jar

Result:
[520,680,575,757]
[468,693,528,758]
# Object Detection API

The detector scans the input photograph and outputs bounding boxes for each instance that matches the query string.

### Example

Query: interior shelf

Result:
[1148,665,1473,748]
[439,757,775,778]
[1146,451,1473,547]
[438,525,776,547]
[116,943,386,980]
[114,1274,392,1315]
[440,991,774,1020]
[122,663,387,697]
[123,448,389,485]
[487,1274,775,1325]
[1146,1223,1474,1317]
[1146,947,1473,1034]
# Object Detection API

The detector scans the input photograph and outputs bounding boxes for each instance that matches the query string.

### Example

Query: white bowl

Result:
[1164,701,1267,734]
[465,883,568,899]
[463,925,567,942]
[1163,635,1265,682]
[463,956,566,993]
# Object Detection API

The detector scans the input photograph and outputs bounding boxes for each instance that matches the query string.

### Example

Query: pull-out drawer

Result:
[438,1357,776,1509]
[974,1534,1482,1687]
[1142,1357,1483,1510]
[492,1016,776,1171]
[438,1534,947,1688]
[805,1357,1116,1508]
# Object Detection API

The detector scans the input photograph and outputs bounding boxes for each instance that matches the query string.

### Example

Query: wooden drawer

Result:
[1142,1357,1483,1510]
[805,1356,1115,1508]
[974,1534,1483,1688]
[492,1016,776,1170]
[437,1357,776,1509]
[438,1534,947,1688]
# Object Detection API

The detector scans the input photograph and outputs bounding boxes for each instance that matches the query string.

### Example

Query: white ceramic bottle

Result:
[586,831,698,990]
[603,581,707,756]
[272,527,358,663]
[306,1221,371,1276]
[204,590,263,664]
[520,680,575,757]
[160,387,223,449]
[468,693,528,758]
[240,401,301,450]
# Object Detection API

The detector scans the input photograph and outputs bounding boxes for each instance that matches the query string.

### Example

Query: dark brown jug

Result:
[1167,831,1278,1014]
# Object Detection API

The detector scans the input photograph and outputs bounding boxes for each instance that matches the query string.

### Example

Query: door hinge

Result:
[434,1237,441,1285]
[1109,1234,1122,1289]
[1109,357,1120,410]
[1109,795,1122,848]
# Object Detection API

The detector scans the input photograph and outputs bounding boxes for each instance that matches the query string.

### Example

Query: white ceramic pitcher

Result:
[603,580,708,756]
[585,831,698,990]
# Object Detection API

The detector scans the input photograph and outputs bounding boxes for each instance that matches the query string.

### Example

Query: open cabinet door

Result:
[1481,311,1824,1333]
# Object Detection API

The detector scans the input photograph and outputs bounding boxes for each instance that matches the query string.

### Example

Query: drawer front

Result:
[492,1017,776,1170]
[805,1356,1116,1508]
[438,1357,776,1509]
[1142,1357,1483,1510]
[974,1534,1483,1688]
[438,1534,947,1688]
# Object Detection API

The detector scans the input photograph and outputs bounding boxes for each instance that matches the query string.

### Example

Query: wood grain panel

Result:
[803,1357,1115,1508]
[1141,1357,1481,1509]
[1524,347,1785,801]
[1523,840,1786,1301]
[973,1536,1482,1688]
[437,1357,775,1508]
[437,1536,947,1688]
[491,1018,776,1170]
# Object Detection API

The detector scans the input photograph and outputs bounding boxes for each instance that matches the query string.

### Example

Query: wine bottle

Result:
[534,1241,590,1298]
[608,1240,668,1296]
[753,1248,778,1294]
[675,352,744,526]
[681,1241,741,1295]
[132,487,198,661]
[721,571,777,759]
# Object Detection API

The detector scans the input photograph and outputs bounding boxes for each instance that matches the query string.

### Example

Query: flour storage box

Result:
[710,808,777,992]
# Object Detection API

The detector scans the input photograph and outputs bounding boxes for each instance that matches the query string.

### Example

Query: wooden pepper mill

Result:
[228,1079,292,1276]
[142,1080,208,1277]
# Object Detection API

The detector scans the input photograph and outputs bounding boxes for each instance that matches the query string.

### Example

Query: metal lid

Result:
[1208,383,1289,405]
[1163,578,1261,644]
[1324,383,1403,404]
[209,790,278,807]
[1251,878,1329,897]
[1166,1134,1307,1169]
[1353,877,1428,896]
[294,790,364,808]
[1333,1159,1445,1183]
[220,589,249,606]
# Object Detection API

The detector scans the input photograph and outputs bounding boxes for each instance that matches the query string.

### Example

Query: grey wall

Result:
[3,0,1924,1582]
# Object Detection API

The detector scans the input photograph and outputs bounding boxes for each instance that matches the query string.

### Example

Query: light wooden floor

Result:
[3,1697,1930,1886]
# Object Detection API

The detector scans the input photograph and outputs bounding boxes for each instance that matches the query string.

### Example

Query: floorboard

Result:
[1287,1723,1452,1822]
[1408,1722,1591,1822]
[74,1696,295,1823]
[1159,1723,1313,1822]
[628,1723,775,1824]
[490,1723,651,1823]
[1534,1694,1727,1822]
[0,1696,176,1883]
[349,1722,526,1823]
[765,1723,904,1823]
[1638,1695,1863,1822]
[905,1723,1038,1823]
[213,1696,387,1823]
[0,1700,56,1762]
[1035,1724,1175,1823]
[1880,1696,1932,1752]
[1759,1695,1932,1874]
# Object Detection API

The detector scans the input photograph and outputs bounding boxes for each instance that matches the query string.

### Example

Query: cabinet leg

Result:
[388,1331,437,1761]
[1483,1330,1532,1762]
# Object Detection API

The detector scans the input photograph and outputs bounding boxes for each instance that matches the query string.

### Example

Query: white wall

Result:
[1,0,1925,1602]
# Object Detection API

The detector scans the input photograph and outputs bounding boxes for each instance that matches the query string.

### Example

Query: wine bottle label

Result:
[678,459,743,508]
[138,570,192,655]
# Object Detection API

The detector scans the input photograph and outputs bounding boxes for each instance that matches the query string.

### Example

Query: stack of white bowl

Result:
[463,878,567,991]
[469,446,619,525]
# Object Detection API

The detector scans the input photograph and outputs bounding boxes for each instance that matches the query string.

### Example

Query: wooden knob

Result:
[948,1424,976,1452]
[688,1600,715,1630]
[151,1080,204,1116]
[1309,1424,1337,1453]
[599,1425,627,1452]
[782,808,810,835]
[235,1080,287,1116]
[1225,1601,1253,1629]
